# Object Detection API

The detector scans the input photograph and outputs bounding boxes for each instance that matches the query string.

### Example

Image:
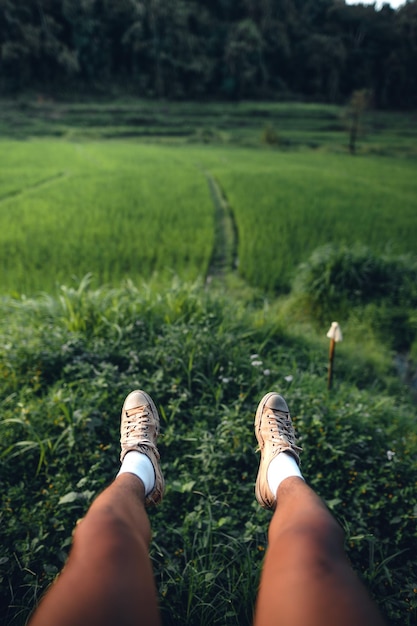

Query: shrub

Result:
[293,244,417,350]
[261,123,280,146]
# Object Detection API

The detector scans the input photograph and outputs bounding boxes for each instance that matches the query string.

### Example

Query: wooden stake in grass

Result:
[327,322,343,390]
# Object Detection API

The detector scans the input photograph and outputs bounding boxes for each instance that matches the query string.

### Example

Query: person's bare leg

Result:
[254,477,386,626]
[30,473,160,626]
[29,389,165,626]
[254,392,386,626]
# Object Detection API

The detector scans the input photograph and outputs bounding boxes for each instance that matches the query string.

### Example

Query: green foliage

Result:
[0,280,416,626]
[0,141,214,294]
[211,149,417,293]
[292,384,417,623]
[294,244,417,351]
[1,100,416,157]
[261,123,281,146]
[346,89,372,154]
[0,121,416,625]
[1,0,417,108]
[1,138,417,300]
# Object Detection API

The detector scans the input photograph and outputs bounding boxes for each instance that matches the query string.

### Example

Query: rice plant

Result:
[0,142,214,294]
[2,141,416,296]
[210,149,417,292]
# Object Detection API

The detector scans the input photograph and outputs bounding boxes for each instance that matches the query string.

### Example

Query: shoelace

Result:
[267,410,298,449]
[123,406,154,444]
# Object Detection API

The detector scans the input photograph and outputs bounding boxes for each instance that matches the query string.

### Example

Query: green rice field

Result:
[1,138,416,295]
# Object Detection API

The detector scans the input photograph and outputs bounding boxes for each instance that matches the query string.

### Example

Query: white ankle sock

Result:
[117,451,155,495]
[267,451,304,496]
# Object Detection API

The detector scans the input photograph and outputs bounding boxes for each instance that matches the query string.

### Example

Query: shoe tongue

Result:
[126,406,148,418]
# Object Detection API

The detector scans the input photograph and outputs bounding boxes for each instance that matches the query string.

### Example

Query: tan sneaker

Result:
[120,390,164,506]
[254,392,302,510]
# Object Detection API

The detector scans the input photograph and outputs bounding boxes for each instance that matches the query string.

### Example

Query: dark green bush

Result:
[293,244,417,351]
[261,123,280,146]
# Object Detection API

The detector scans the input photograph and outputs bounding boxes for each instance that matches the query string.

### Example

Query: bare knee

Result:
[269,513,346,573]
[72,506,151,565]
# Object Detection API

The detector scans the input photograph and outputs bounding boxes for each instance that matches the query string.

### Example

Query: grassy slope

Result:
[0,100,416,625]
[0,281,416,626]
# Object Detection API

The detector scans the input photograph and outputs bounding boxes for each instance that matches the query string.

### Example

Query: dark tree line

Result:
[0,0,416,108]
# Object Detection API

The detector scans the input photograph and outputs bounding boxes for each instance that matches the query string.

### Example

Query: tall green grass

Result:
[1,140,416,296]
[0,142,214,294]
[210,149,417,292]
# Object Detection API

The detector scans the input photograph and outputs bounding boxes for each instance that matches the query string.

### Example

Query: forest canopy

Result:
[1,0,416,108]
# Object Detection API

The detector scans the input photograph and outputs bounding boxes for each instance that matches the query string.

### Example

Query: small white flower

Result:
[386,450,395,461]
[284,375,294,383]
[251,360,263,367]
[250,354,260,360]
[221,377,230,384]
[263,369,271,376]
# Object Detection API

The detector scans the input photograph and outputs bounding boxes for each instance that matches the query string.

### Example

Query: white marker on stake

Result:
[327,322,343,390]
